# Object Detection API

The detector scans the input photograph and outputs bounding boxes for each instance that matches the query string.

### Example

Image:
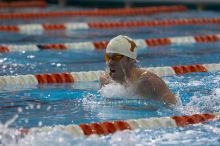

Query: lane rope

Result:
[0,63,219,85]
[0,5,187,19]
[0,1,47,9]
[18,112,220,137]
[0,18,220,33]
[0,34,220,53]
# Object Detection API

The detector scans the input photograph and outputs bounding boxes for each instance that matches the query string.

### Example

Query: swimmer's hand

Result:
[99,72,111,88]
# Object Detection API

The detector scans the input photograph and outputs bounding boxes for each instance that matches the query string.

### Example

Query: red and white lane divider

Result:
[0,63,219,85]
[0,18,220,33]
[19,112,220,137]
[0,34,220,53]
[0,5,187,19]
[0,1,47,9]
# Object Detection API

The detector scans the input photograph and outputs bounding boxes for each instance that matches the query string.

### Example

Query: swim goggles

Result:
[105,54,124,62]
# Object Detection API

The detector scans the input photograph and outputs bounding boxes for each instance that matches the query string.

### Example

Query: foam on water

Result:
[0,114,21,146]
[99,82,137,99]
[188,88,220,112]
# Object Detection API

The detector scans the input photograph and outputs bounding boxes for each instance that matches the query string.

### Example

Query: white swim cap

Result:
[106,35,137,60]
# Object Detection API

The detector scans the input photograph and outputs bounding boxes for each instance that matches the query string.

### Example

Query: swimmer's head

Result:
[106,35,137,60]
[105,35,138,83]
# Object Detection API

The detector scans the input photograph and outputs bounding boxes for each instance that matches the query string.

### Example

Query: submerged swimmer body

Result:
[99,35,177,105]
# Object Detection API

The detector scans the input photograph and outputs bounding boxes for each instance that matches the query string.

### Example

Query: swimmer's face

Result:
[105,53,130,82]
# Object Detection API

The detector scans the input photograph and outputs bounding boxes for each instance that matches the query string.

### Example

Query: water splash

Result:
[174,88,220,115]
[99,82,136,99]
[0,114,20,146]
[4,114,19,128]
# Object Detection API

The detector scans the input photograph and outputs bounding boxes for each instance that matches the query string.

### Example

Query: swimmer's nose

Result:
[108,58,114,65]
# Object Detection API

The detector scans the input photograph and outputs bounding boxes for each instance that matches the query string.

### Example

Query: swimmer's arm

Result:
[138,72,177,105]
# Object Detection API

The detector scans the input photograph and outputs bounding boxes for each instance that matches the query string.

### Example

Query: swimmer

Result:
[99,35,177,105]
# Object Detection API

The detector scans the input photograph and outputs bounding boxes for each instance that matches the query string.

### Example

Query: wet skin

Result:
[100,53,177,105]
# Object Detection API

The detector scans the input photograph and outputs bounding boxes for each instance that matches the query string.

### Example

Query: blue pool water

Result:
[0,6,220,146]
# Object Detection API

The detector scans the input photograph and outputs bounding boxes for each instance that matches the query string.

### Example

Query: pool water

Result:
[0,5,220,146]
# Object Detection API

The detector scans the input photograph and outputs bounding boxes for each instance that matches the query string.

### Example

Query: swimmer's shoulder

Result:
[137,68,158,80]
[135,68,177,105]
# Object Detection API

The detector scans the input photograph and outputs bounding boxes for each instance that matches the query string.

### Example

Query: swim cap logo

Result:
[123,37,136,52]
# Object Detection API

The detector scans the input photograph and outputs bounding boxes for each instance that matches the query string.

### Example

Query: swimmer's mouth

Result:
[110,69,116,73]
[109,69,116,76]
